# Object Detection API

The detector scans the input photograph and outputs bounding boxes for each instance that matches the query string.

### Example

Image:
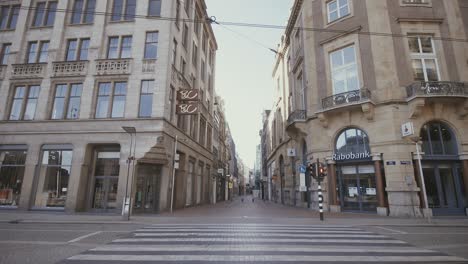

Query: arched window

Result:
[420,122,457,156]
[335,128,371,159]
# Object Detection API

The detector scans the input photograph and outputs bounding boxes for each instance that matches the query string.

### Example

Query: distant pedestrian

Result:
[252,198,254,203]
[241,198,244,202]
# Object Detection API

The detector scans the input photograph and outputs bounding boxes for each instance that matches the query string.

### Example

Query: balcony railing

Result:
[142,59,157,73]
[0,65,6,79]
[11,63,47,79]
[287,110,306,125]
[95,58,132,75]
[406,81,468,98]
[52,61,88,77]
[322,89,371,110]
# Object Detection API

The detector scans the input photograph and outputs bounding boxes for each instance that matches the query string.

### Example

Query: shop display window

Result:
[0,150,26,207]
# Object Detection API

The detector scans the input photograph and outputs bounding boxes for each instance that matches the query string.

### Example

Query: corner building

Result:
[0,0,223,214]
[265,0,468,217]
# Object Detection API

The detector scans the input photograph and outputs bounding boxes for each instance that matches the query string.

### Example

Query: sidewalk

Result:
[1,196,467,227]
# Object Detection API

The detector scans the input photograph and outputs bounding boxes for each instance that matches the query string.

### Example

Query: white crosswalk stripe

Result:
[61,224,468,263]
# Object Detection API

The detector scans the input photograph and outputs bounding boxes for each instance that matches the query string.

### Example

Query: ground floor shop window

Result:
[92,151,120,210]
[0,149,27,207]
[133,164,162,213]
[35,149,73,208]
[337,165,378,212]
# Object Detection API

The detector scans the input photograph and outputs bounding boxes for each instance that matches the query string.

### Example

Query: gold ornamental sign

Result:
[176,103,199,115]
[177,89,199,101]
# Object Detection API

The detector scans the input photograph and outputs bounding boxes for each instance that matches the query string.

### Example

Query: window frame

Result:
[107,36,132,59]
[111,0,136,22]
[329,44,360,95]
[66,38,90,61]
[51,83,83,120]
[148,0,162,17]
[144,32,159,59]
[408,35,441,82]
[71,0,96,25]
[27,40,50,64]
[1,43,11,65]
[138,80,154,118]
[32,1,58,28]
[327,0,350,24]
[95,81,127,119]
[0,4,20,30]
[9,85,41,121]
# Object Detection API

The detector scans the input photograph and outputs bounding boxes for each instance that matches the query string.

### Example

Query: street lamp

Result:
[410,136,431,222]
[122,126,136,221]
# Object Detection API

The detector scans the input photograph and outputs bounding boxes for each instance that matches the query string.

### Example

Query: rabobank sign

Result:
[333,151,371,161]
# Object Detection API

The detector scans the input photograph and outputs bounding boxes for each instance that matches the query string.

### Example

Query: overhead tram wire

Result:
[17,5,468,43]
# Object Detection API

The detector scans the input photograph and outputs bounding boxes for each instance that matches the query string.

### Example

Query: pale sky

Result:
[205,0,294,168]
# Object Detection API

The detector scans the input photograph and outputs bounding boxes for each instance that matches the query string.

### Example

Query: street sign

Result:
[299,173,306,192]
[287,148,296,157]
[386,161,396,166]
[401,122,414,137]
[228,182,233,189]
[217,168,224,174]
[299,165,306,174]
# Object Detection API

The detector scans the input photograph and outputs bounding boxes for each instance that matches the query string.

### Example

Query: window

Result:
[33,1,57,27]
[148,0,161,16]
[0,5,20,30]
[192,42,198,67]
[421,122,457,156]
[182,24,188,49]
[172,39,178,66]
[335,128,370,156]
[175,0,180,27]
[66,39,90,61]
[184,0,191,16]
[27,41,49,63]
[202,31,207,53]
[0,149,27,207]
[327,0,350,23]
[144,32,158,59]
[408,36,440,82]
[9,85,40,121]
[200,59,205,82]
[199,117,206,146]
[139,80,153,117]
[111,0,136,21]
[330,45,359,94]
[71,0,96,24]
[92,150,120,209]
[194,10,201,35]
[189,116,198,139]
[206,124,212,150]
[95,82,127,118]
[181,57,186,76]
[34,149,72,208]
[51,84,82,120]
[107,36,132,59]
[1,43,11,64]
[169,86,175,121]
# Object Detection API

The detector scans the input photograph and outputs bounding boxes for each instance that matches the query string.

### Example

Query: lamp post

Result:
[170,135,178,213]
[410,136,431,222]
[122,126,136,221]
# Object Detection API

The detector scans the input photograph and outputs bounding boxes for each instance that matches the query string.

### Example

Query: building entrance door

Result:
[422,162,465,215]
[92,151,120,211]
[338,165,378,212]
[134,165,162,214]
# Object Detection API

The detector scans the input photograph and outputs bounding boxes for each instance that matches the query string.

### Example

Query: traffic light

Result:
[318,162,328,179]
[307,162,316,178]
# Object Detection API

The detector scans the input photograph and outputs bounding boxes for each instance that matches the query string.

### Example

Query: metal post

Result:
[170,135,178,213]
[316,158,324,221]
[415,141,431,222]
[122,129,134,221]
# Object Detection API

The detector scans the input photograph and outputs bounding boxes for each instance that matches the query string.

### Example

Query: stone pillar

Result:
[326,157,340,213]
[413,158,426,209]
[373,153,388,216]
[462,159,468,215]
[18,144,41,210]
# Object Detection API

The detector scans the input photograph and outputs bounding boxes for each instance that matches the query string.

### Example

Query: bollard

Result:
[318,182,324,221]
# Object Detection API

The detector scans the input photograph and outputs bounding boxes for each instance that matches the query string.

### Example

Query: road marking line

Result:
[68,231,102,243]
[67,254,467,262]
[91,245,435,253]
[113,238,406,244]
[134,233,387,238]
[375,227,408,234]
[0,229,124,233]
[427,243,468,249]
[136,229,371,234]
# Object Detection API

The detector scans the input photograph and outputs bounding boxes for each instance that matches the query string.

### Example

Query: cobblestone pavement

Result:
[59,223,468,264]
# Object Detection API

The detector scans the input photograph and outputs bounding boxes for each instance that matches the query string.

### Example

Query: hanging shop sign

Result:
[401,122,414,137]
[176,103,199,115]
[177,89,200,101]
[332,151,371,161]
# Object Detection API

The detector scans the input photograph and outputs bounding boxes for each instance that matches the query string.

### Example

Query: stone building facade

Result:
[263,0,468,217]
[0,0,230,214]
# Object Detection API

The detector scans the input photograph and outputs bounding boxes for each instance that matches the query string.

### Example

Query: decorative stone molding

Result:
[11,63,47,79]
[142,59,157,73]
[361,103,375,121]
[458,99,468,119]
[317,113,328,128]
[408,98,425,119]
[95,59,132,75]
[52,61,88,77]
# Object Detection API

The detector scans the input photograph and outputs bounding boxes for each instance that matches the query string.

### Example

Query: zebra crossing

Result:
[61,224,468,263]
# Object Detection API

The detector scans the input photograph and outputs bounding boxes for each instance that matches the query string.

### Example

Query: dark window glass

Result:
[10,5,20,29]
[83,0,96,23]
[111,0,123,21]
[33,2,46,27]
[45,2,57,26]
[148,0,162,16]
[139,80,153,117]
[66,40,78,61]
[71,0,84,24]
[107,37,119,59]
[124,0,137,20]
[1,43,11,64]
[421,122,458,156]
[144,32,158,59]
[0,150,27,207]
[0,6,10,29]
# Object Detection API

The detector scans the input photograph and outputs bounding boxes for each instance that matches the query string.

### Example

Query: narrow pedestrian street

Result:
[2,196,467,264]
